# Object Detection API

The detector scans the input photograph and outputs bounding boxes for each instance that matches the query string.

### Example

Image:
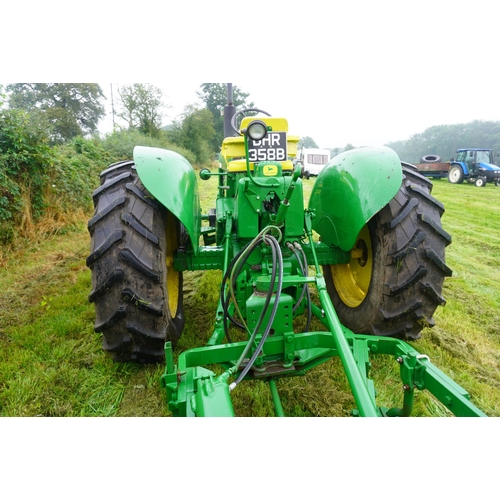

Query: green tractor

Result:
[87,85,485,417]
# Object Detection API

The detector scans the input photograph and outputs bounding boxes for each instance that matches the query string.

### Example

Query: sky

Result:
[94,0,498,149]
[101,71,499,150]
[5,2,500,151]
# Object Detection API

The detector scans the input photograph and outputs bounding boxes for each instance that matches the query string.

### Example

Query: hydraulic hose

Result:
[232,234,278,374]
[218,225,284,391]
[231,234,283,389]
[220,224,282,353]
[220,240,260,341]
[229,235,269,334]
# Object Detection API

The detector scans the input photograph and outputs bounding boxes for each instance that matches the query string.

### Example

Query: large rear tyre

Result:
[86,160,184,362]
[324,163,452,340]
[448,165,464,184]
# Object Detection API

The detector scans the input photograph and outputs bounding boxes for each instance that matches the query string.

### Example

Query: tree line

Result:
[384,121,500,164]
[303,122,500,165]
[0,83,253,245]
[3,83,254,161]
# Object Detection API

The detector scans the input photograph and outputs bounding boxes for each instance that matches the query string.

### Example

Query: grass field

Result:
[1,174,499,417]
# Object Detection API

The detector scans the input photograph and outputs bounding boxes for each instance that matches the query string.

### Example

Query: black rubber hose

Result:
[220,242,251,313]
[248,235,278,344]
[220,240,259,341]
[226,238,263,321]
[234,235,283,386]
[233,234,279,374]
[221,248,245,343]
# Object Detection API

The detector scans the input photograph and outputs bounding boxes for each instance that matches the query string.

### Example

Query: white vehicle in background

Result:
[297,148,331,176]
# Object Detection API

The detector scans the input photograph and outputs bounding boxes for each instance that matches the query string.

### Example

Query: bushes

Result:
[0,109,108,243]
[167,107,216,164]
[0,108,54,241]
[0,117,209,248]
[49,137,111,214]
[51,130,199,217]
[101,129,197,165]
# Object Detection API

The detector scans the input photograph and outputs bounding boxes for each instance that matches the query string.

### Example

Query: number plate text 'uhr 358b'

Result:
[248,132,287,162]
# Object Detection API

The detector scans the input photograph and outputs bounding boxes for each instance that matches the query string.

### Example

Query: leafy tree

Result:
[197,83,254,151]
[6,83,105,143]
[298,136,318,148]
[168,105,215,164]
[117,84,166,137]
[385,120,500,164]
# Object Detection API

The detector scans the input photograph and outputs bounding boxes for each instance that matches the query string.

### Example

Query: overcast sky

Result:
[6,1,500,150]
[101,69,498,150]
[93,1,499,150]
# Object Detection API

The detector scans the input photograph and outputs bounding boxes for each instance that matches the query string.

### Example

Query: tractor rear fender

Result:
[308,146,403,251]
[451,161,469,175]
[133,146,201,254]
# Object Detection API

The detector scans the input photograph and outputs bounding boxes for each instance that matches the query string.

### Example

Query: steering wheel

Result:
[230,108,271,135]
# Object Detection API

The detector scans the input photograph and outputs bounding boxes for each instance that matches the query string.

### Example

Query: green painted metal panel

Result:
[236,178,259,239]
[193,373,235,417]
[308,146,402,251]
[235,174,305,239]
[133,146,201,254]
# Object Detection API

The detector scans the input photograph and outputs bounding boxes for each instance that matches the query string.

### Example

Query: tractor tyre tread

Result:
[324,164,451,340]
[87,160,183,363]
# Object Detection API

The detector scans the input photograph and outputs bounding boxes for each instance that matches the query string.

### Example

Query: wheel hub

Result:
[165,211,180,317]
[331,225,372,308]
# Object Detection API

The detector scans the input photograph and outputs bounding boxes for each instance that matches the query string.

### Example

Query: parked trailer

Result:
[414,160,450,179]
[296,147,331,176]
[415,149,500,186]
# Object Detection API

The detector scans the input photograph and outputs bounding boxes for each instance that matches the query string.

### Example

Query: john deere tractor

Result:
[86,84,486,417]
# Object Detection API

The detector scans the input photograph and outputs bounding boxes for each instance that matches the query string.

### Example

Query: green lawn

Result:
[1,176,499,417]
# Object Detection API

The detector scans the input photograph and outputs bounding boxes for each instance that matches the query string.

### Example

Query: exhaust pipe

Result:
[223,83,236,138]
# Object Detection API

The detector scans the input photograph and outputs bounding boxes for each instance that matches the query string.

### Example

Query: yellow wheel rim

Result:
[331,225,372,307]
[165,211,180,317]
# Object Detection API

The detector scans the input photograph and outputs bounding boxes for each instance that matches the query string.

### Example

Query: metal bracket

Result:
[397,352,429,391]
[283,331,295,368]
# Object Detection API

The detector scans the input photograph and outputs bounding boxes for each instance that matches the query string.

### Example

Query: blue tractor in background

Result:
[448,148,500,187]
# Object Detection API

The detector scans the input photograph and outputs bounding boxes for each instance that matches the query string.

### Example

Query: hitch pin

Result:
[416,354,430,362]
[397,354,430,364]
